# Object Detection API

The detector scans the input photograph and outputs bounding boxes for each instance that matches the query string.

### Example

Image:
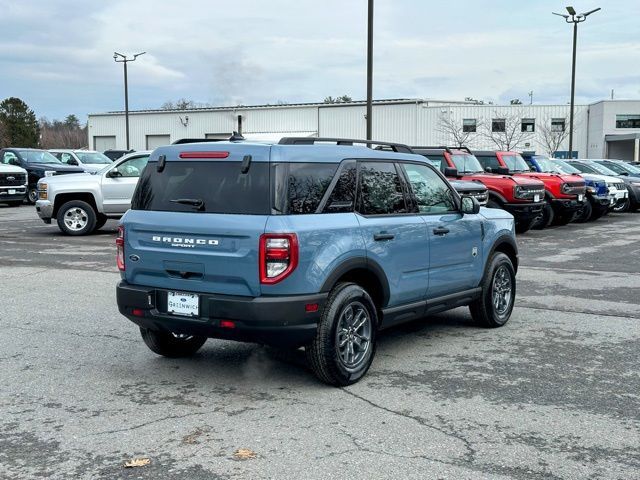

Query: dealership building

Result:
[87,99,640,161]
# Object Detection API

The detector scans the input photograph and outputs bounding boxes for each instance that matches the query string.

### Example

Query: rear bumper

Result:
[116,281,327,347]
[502,201,544,224]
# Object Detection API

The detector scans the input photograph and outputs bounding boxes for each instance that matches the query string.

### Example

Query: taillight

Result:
[116,225,125,271]
[259,233,298,284]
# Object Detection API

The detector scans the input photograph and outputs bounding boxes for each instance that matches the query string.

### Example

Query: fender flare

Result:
[487,234,519,273]
[320,257,391,307]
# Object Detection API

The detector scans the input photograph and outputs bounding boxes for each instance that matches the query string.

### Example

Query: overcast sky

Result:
[1,0,638,120]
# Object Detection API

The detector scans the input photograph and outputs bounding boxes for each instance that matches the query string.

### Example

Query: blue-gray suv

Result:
[116,137,518,385]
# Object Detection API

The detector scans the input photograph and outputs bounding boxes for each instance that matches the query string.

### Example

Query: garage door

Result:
[146,135,171,150]
[94,136,116,151]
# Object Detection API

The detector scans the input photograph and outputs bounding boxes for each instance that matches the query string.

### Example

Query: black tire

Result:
[574,200,592,223]
[305,282,378,386]
[56,200,97,236]
[532,200,554,230]
[27,188,38,204]
[553,213,574,226]
[612,197,630,213]
[515,217,535,234]
[140,327,207,358]
[469,252,516,328]
[486,199,502,210]
[95,215,108,230]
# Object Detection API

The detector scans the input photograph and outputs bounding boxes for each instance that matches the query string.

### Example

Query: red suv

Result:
[474,151,586,228]
[412,147,545,233]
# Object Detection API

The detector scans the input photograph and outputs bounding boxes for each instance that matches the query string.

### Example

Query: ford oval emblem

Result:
[129,254,140,262]
[181,298,187,302]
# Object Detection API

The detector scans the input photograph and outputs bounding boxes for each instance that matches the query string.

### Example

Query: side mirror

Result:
[9,158,20,166]
[493,166,510,175]
[461,195,481,215]
[444,167,458,177]
[107,168,122,178]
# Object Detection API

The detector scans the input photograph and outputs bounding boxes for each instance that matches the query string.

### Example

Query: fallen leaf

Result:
[233,448,257,460]
[124,457,151,468]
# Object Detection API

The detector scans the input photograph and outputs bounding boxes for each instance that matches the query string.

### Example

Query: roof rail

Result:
[412,145,453,154]
[278,137,413,154]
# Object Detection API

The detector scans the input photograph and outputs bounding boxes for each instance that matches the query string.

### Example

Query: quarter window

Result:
[284,163,338,214]
[401,163,456,214]
[324,162,356,213]
[358,162,407,215]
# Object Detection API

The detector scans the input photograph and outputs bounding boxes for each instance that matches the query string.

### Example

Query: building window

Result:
[616,114,640,129]
[521,118,535,132]
[462,119,476,133]
[551,118,566,132]
[492,119,505,132]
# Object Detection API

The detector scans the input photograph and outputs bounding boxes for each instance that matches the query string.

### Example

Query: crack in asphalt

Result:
[87,410,218,436]
[517,304,640,320]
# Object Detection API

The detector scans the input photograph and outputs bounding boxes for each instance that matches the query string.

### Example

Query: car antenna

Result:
[229,131,245,142]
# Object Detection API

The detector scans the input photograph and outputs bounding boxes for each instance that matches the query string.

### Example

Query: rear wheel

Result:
[140,328,207,358]
[469,252,516,328]
[306,282,377,386]
[56,200,97,236]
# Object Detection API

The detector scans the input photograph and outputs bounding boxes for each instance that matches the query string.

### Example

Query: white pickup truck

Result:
[35,151,150,235]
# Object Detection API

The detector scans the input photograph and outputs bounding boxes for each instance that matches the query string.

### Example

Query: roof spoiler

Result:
[278,137,413,154]
[172,131,245,145]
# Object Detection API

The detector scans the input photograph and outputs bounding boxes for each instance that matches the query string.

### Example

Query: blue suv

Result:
[116,137,518,385]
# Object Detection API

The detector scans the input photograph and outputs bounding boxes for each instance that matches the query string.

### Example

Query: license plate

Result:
[578,194,583,202]
[8,189,15,195]
[167,291,199,317]
[534,194,540,202]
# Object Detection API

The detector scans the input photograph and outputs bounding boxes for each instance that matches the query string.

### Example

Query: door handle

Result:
[433,227,450,236]
[373,233,395,241]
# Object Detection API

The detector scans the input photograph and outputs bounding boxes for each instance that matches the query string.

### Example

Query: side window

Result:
[477,155,500,171]
[286,163,338,214]
[401,163,457,214]
[60,153,73,164]
[2,151,18,165]
[358,162,407,215]
[323,162,356,213]
[116,155,150,177]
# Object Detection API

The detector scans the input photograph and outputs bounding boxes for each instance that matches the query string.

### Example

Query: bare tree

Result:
[538,116,570,157]
[161,98,206,110]
[323,95,352,104]
[437,112,481,148]
[482,110,529,151]
[39,116,87,149]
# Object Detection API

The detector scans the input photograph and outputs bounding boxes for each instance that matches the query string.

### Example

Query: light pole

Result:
[113,51,146,150]
[553,6,600,158]
[366,0,373,141]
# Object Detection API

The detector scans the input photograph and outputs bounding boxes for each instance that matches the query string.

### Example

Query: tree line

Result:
[0,97,87,150]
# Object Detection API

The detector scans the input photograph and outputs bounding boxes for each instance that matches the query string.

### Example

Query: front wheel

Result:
[612,197,630,213]
[306,282,378,386]
[532,200,554,230]
[56,200,97,236]
[469,252,516,328]
[140,328,207,358]
[27,188,38,204]
[515,217,535,234]
[574,199,592,223]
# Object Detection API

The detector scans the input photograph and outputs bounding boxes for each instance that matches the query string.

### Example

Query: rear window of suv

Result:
[132,161,271,214]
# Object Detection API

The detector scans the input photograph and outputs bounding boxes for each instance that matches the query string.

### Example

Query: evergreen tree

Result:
[0,97,40,147]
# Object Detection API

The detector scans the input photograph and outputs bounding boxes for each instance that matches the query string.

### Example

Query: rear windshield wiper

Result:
[171,198,205,211]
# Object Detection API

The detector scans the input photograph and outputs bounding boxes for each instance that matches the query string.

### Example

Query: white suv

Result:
[0,163,28,206]
[36,151,150,235]
[49,149,114,173]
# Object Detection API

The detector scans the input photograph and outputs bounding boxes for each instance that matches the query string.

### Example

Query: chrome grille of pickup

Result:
[0,173,27,187]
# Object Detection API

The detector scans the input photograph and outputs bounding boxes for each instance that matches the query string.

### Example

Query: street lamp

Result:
[113,51,146,150]
[553,6,600,158]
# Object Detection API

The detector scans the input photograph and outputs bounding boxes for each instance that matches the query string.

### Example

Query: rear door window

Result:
[357,162,408,215]
[132,161,270,214]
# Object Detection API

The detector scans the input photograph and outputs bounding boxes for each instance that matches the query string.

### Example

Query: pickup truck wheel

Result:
[56,200,97,236]
[305,282,378,386]
[27,188,38,204]
[469,252,515,328]
[532,200,554,230]
[140,328,207,358]
[95,215,108,230]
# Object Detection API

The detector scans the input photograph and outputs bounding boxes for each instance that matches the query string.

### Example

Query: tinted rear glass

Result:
[132,161,270,214]
[273,162,338,214]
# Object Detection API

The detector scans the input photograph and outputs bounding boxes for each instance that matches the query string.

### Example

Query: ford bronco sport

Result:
[411,146,545,234]
[474,150,586,228]
[116,137,518,386]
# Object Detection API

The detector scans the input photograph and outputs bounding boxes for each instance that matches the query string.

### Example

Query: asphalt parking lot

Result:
[1,205,639,480]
